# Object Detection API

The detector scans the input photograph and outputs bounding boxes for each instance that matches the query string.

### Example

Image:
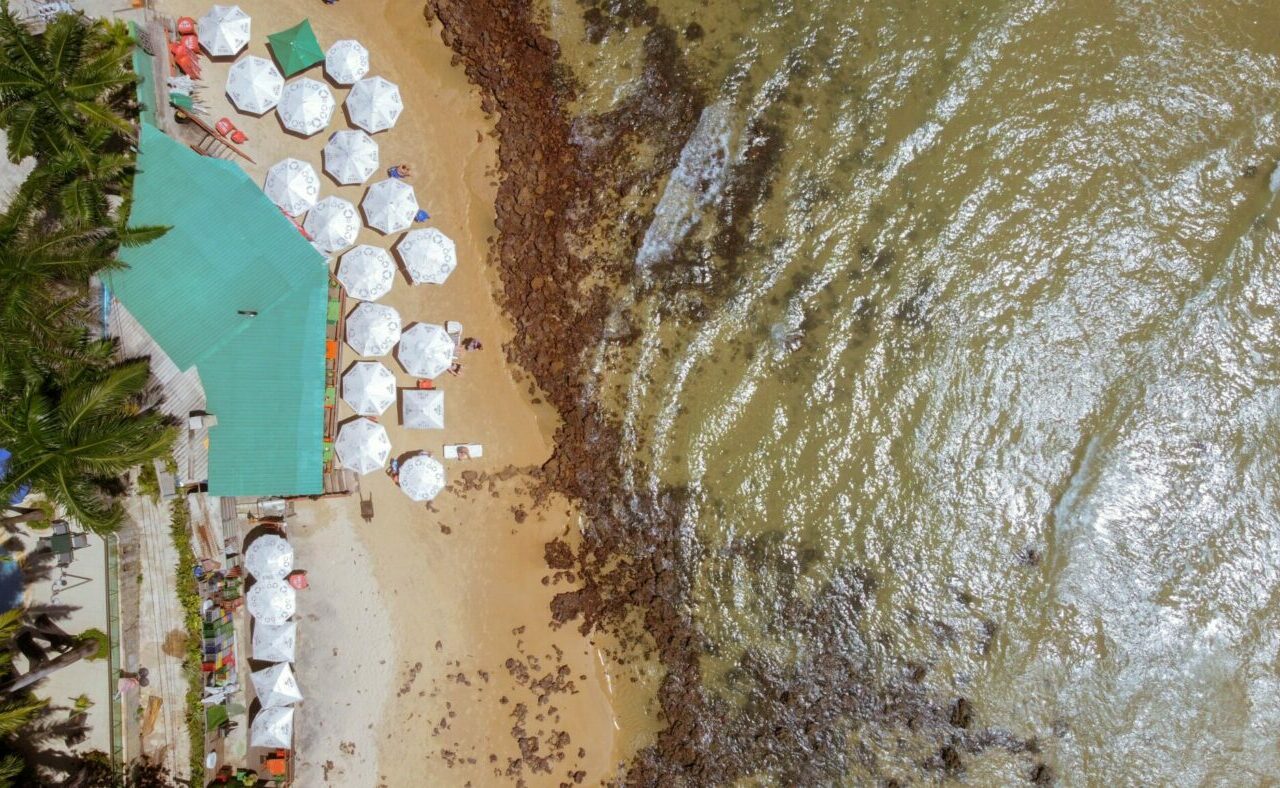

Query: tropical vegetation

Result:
[0,6,176,784]
[0,2,173,534]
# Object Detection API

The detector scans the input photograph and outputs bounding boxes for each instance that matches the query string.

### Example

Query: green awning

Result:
[267,19,324,77]
[112,124,327,497]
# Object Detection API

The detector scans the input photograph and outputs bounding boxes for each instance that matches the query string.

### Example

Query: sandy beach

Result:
[151,0,625,783]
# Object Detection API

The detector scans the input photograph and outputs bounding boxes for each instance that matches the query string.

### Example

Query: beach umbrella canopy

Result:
[346,76,403,133]
[341,361,397,416]
[226,55,283,114]
[246,578,296,626]
[334,418,391,475]
[336,245,395,302]
[324,39,369,85]
[277,78,335,136]
[250,706,294,749]
[244,534,294,580]
[251,621,296,663]
[197,5,250,57]
[345,302,401,356]
[361,179,418,235]
[397,323,454,379]
[251,662,303,708]
[267,19,324,77]
[323,129,379,185]
[263,158,320,216]
[303,196,359,254]
[402,389,444,430]
[398,454,446,502]
[397,228,457,285]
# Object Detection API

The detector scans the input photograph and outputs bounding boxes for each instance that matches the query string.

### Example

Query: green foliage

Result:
[0,3,137,166]
[0,359,176,533]
[135,460,159,503]
[168,498,204,786]
[76,627,108,661]
[72,693,93,711]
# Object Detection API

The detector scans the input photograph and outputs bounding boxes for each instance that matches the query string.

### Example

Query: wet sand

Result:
[153,0,622,783]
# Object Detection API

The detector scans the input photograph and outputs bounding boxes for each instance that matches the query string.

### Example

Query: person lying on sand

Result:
[461,337,483,351]
[388,163,413,179]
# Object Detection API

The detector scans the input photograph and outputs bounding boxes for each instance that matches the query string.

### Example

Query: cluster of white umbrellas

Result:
[243,528,304,749]
[218,9,459,501]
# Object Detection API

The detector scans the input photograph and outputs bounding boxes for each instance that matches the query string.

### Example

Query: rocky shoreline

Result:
[424,0,1051,783]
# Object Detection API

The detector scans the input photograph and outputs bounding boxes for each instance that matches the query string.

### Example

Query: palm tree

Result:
[0,202,165,377]
[0,4,137,166]
[0,358,175,533]
[0,609,46,788]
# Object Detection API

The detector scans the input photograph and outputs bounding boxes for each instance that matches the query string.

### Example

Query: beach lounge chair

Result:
[445,321,463,352]
[443,444,483,460]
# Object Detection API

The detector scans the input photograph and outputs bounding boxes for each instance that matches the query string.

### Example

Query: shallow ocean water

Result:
[549,0,1280,781]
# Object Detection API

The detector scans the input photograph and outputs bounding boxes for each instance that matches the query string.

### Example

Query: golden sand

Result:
[152,0,628,782]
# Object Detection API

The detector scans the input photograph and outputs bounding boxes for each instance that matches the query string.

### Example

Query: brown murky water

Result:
[547,0,1280,781]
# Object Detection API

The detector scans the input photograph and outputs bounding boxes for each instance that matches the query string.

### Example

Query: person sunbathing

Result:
[388,163,414,179]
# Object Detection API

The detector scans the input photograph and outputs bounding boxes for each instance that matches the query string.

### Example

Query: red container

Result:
[176,16,195,35]
[181,33,199,52]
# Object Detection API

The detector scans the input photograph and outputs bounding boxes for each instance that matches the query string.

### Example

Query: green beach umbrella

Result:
[267,20,324,77]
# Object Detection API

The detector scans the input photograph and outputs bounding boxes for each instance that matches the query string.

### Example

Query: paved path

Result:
[126,495,192,778]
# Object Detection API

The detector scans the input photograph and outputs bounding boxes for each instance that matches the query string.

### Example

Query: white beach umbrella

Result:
[251,662,304,708]
[246,578,296,626]
[341,361,397,416]
[336,245,395,302]
[263,158,320,217]
[244,534,294,580]
[303,196,360,254]
[361,179,418,235]
[324,39,369,85]
[197,5,250,57]
[398,454,446,502]
[250,706,294,749]
[397,228,457,285]
[276,78,336,136]
[334,417,391,475]
[344,302,401,356]
[397,323,455,379]
[402,388,444,430]
[323,129,379,185]
[226,55,283,114]
[252,621,297,663]
[346,75,403,133]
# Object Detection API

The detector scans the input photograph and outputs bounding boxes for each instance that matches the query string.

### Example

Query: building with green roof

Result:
[111,123,327,497]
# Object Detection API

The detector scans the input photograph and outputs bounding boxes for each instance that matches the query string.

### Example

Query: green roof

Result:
[267,20,324,77]
[112,123,327,497]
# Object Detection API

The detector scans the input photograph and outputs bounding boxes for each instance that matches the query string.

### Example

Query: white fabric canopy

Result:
[226,55,283,114]
[335,418,391,475]
[397,323,455,379]
[251,621,296,663]
[361,179,418,235]
[251,662,303,708]
[397,228,457,285]
[323,129,379,185]
[341,361,397,416]
[336,245,395,302]
[277,78,335,136]
[345,302,401,356]
[398,454,446,502]
[250,706,294,749]
[246,578,296,626]
[346,76,404,133]
[324,39,369,84]
[263,158,319,217]
[244,534,294,580]
[197,5,250,57]
[401,389,444,429]
[303,196,359,254]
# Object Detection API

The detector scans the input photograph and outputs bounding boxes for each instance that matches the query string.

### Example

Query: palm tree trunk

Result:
[0,640,96,694]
